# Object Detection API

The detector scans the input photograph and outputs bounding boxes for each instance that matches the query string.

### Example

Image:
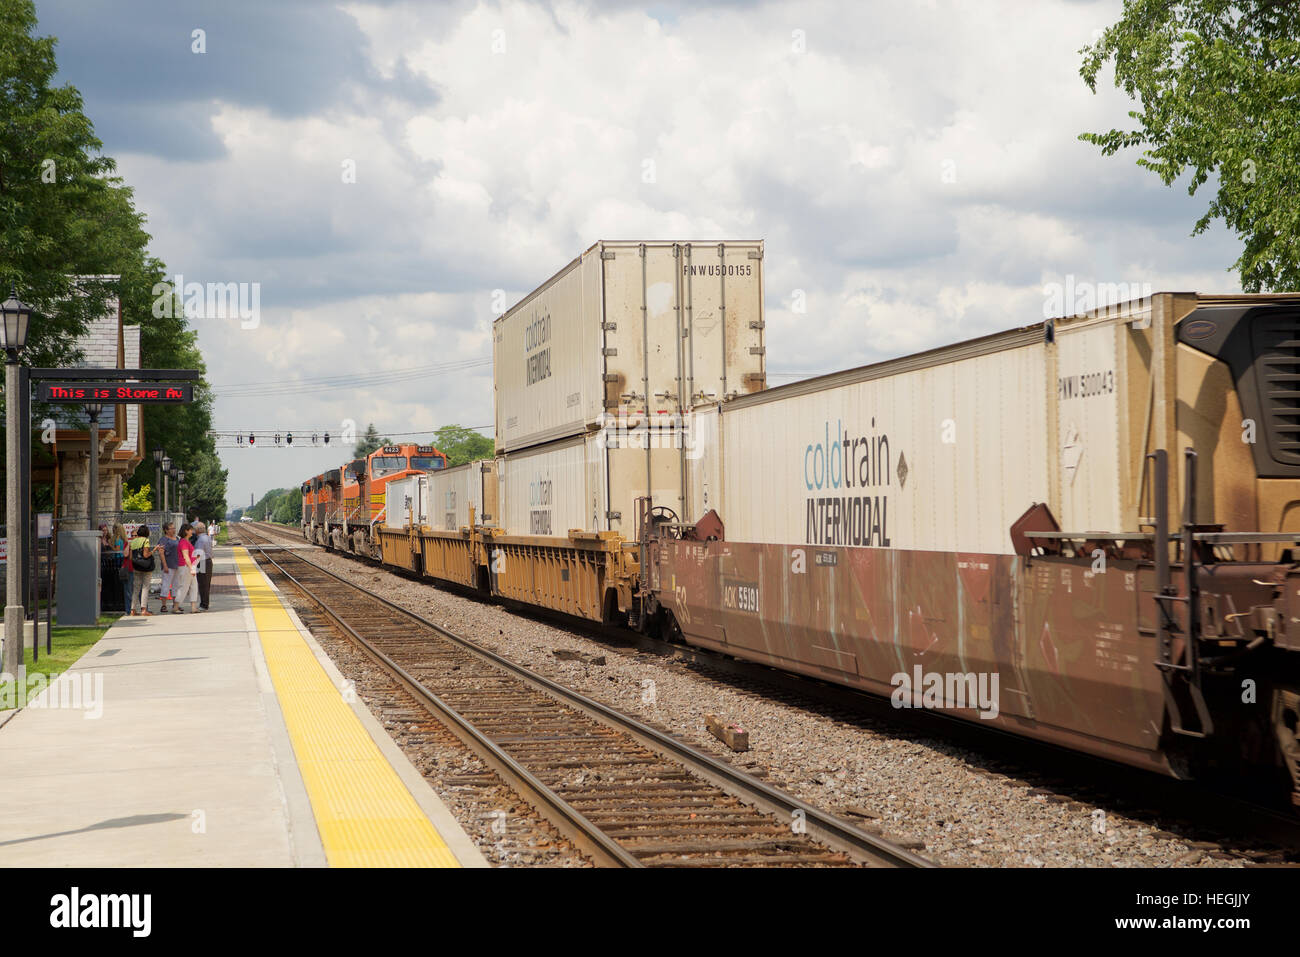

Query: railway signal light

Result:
[324,432,330,445]
[287,432,293,445]
[248,434,255,445]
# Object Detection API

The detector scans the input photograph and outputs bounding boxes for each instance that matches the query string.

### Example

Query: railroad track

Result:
[240,520,1300,864]
[233,524,933,868]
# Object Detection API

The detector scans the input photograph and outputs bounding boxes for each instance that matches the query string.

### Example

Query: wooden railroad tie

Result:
[705,713,750,752]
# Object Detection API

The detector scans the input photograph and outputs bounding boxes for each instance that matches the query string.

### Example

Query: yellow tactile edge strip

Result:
[232,547,460,867]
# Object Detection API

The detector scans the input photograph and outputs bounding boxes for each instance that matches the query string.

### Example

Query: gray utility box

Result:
[57,529,101,626]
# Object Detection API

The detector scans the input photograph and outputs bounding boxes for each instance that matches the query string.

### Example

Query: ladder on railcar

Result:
[1147,448,1215,738]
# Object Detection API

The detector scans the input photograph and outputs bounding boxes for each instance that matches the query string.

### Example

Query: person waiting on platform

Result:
[128,525,156,616]
[193,521,214,611]
[173,523,200,614]
[111,522,131,614]
[156,522,180,613]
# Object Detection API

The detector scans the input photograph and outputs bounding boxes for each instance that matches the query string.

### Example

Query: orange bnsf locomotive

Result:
[302,443,447,559]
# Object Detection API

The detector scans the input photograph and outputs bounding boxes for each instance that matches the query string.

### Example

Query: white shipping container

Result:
[427,460,498,532]
[702,331,1053,555]
[384,475,428,529]
[493,240,766,453]
[496,429,690,539]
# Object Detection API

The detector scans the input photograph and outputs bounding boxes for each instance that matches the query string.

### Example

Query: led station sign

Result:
[39,382,193,404]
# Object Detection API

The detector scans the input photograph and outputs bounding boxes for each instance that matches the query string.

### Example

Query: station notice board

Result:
[38,382,193,404]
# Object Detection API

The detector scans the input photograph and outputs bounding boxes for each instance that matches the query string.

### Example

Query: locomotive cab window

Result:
[411,455,445,471]
[370,455,407,477]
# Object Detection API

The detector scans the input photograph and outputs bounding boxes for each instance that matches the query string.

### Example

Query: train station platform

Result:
[0,545,485,868]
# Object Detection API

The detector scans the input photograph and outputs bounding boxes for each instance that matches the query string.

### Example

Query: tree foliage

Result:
[181,455,228,524]
[430,424,494,467]
[1080,1,1300,291]
[124,263,223,520]
[245,486,301,524]
[353,423,392,458]
[122,483,152,512]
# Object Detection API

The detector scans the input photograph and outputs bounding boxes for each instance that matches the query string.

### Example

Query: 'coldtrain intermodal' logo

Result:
[803,418,893,547]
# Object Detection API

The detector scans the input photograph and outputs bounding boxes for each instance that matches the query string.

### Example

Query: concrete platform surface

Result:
[0,546,486,868]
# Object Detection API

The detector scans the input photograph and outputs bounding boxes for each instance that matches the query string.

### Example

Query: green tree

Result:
[1080,1,1300,291]
[248,487,286,522]
[122,483,152,512]
[271,488,302,524]
[353,423,391,458]
[430,424,495,467]
[123,261,221,508]
[182,455,228,524]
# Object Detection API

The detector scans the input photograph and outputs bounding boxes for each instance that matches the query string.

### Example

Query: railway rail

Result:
[233,523,934,868]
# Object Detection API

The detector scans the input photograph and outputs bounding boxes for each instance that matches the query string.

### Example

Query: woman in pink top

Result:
[173,523,200,614]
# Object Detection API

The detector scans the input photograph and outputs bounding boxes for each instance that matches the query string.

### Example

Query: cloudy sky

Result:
[38,0,1242,508]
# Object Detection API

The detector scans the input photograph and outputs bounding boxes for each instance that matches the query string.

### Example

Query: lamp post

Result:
[177,469,186,519]
[153,446,164,517]
[168,465,178,519]
[161,456,172,514]
[2,288,32,677]
[85,401,104,531]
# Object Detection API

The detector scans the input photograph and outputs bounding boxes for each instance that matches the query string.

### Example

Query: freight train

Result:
[301,240,1300,802]
[302,442,448,557]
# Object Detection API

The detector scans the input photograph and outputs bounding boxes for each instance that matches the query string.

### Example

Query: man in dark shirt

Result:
[193,521,214,610]
[158,522,180,612]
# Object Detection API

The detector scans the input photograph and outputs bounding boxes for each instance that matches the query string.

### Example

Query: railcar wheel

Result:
[1273,689,1300,806]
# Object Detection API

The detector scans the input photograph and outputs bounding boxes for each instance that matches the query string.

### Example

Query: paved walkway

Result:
[0,546,485,867]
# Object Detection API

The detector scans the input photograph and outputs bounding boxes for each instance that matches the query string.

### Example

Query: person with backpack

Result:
[128,525,156,616]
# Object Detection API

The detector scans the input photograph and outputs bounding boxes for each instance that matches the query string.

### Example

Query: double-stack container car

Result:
[404,240,769,618]
[378,460,500,588]
[650,292,1300,792]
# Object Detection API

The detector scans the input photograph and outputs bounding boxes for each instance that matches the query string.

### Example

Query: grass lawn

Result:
[216,525,230,545]
[0,614,118,710]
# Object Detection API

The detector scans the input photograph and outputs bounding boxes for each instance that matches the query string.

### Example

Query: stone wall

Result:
[57,450,124,529]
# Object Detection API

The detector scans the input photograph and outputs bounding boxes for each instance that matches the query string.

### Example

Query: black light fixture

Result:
[84,401,103,421]
[162,455,172,472]
[0,287,32,356]
[248,433,255,445]
[323,431,330,445]
[286,432,293,445]
[153,446,164,464]
[177,468,186,484]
